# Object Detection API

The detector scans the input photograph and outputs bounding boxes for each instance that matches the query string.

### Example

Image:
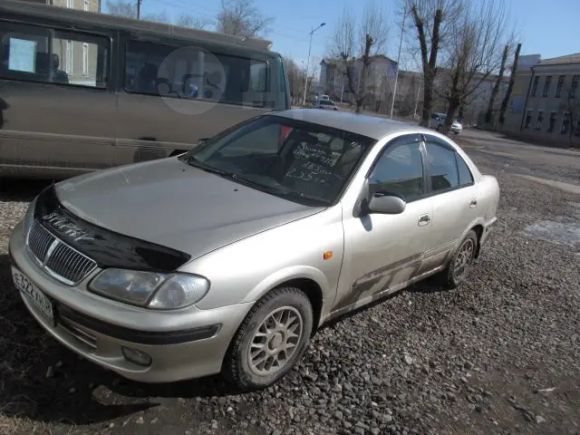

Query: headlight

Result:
[90,268,166,305]
[89,268,209,309]
[148,274,210,310]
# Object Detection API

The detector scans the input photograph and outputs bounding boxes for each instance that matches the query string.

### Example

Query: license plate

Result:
[11,266,54,321]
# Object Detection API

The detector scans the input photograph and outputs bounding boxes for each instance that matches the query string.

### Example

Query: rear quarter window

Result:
[456,153,474,186]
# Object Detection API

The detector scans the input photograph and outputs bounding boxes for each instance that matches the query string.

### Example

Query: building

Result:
[502,53,580,146]
[319,55,398,112]
[21,0,101,86]
[392,70,423,118]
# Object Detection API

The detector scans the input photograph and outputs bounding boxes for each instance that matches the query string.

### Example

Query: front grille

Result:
[27,221,97,285]
[28,221,56,263]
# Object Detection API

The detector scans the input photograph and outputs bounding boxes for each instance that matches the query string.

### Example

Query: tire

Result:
[223,287,313,390]
[440,230,478,289]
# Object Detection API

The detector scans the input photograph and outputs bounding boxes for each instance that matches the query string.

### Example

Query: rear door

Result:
[0,22,115,175]
[418,135,478,272]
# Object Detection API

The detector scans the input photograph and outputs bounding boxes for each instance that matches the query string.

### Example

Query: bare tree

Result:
[499,42,521,126]
[408,0,461,126]
[484,43,509,126]
[175,14,212,30]
[216,0,273,38]
[106,0,136,18]
[440,0,509,132]
[331,3,387,113]
[284,57,307,106]
[141,11,170,24]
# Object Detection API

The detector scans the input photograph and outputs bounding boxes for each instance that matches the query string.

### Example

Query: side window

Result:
[124,39,272,107]
[369,136,424,202]
[456,153,473,186]
[1,24,50,81]
[0,23,108,88]
[51,31,108,87]
[426,142,459,192]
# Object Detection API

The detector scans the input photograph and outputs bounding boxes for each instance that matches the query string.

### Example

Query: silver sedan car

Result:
[9,110,499,389]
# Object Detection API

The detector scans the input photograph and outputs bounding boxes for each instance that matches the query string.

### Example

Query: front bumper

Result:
[9,221,253,383]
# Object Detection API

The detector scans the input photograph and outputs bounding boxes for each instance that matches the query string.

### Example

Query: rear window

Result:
[124,39,272,107]
[0,23,108,88]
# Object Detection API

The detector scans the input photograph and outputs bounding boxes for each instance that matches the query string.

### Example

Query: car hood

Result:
[55,158,323,260]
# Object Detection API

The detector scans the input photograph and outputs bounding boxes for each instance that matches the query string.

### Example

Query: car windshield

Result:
[182,116,374,206]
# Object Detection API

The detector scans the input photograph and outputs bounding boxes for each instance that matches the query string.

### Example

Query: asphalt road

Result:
[0,129,579,435]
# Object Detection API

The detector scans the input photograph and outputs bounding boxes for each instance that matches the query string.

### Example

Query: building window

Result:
[555,75,565,98]
[571,75,579,99]
[561,113,570,135]
[535,111,544,130]
[82,42,89,76]
[547,112,557,133]
[542,76,552,97]
[84,0,89,11]
[524,110,533,129]
[531,76,539,97]
[66,0,74,8]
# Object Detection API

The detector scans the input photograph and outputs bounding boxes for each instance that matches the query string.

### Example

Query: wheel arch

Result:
[274,278,323,335]
[241,266,330,333]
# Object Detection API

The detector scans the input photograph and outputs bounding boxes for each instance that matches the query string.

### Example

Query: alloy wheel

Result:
[453,238,475,280]
[248,306,303,376]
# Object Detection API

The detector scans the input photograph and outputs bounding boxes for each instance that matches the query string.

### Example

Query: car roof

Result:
[271,109,430,140]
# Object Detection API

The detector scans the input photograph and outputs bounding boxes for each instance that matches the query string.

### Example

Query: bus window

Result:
[1,23,50,81]
[0,23,108,88]
[124,39,272,107]
[51,31,108,87]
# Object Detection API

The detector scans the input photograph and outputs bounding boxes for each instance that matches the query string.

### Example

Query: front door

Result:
[334,134,432,312]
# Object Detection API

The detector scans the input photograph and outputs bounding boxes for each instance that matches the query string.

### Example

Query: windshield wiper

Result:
[185,156,235,177]
[184,156,328,206]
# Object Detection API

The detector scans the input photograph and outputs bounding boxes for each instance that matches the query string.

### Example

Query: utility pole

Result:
[389,1,407,119]
[302,22,326,106]
[136,0,142,19]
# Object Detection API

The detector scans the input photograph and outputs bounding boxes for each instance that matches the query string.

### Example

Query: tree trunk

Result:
[499,43,521,126]
[411,7,443,127]
[421,69,434,126]
[485,44,509,126]
[355,34,374,113]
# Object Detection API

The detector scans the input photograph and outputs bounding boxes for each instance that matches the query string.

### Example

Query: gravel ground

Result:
[0,132,579,435]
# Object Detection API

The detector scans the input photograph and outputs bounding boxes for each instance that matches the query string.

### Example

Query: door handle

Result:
[418,214,431,226]
[470,199,478,208]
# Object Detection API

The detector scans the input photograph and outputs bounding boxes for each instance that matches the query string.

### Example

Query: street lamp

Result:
[389,2,407,119]
[302,22,326,106]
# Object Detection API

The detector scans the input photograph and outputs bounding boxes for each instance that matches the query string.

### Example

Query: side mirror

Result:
[367,194,406,214]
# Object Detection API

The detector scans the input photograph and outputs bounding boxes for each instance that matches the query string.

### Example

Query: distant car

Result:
[315,100,338,111]
[430,113,463,135]
[10,110,499,389]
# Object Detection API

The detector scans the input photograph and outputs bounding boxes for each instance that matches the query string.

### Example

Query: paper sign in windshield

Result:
[9,38,37,73]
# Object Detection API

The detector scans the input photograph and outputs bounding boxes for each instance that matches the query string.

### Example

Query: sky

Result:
[128,0,580,75]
